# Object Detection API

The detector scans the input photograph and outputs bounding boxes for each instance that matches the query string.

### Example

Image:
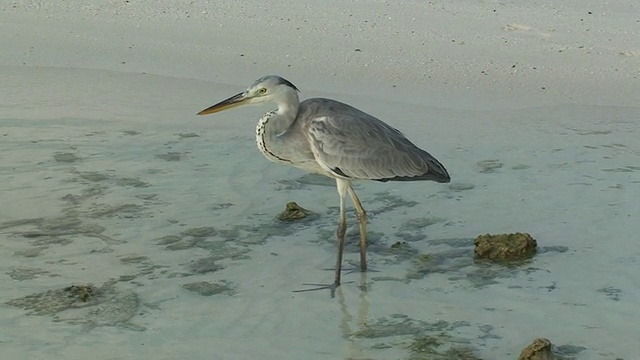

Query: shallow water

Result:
[1,66,638,359]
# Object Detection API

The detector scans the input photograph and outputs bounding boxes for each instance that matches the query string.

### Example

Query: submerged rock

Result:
[276,202,312,221]
[474,232,537,261]
[518,338,554,360]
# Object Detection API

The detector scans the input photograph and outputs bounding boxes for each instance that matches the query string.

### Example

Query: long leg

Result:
[347,186,367,272]
[292,179,350,297]
[334,179,350,288]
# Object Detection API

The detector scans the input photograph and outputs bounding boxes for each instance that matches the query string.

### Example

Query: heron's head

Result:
[197,75,299,115]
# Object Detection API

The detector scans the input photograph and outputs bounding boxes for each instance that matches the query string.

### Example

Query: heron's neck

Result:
[256,91,300,163]
[269,91,300,134]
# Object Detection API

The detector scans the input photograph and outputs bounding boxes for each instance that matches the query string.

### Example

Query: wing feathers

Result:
[302,99,450,183]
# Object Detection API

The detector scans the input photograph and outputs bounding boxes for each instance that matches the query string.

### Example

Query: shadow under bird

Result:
[197,76,450,295]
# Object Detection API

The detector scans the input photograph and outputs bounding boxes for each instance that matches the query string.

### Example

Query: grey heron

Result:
[198,76,450,294]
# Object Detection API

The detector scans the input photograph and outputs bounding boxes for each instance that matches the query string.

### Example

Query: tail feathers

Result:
[375,150,450,183]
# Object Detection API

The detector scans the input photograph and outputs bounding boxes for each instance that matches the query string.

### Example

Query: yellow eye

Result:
[258,88,267,95]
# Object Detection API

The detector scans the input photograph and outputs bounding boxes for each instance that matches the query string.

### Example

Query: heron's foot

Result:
[321,265,379,274]
[293,281,352,298]
[320,266,358,275]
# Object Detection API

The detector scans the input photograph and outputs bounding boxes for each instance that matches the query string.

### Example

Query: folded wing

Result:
[302,99,450,183]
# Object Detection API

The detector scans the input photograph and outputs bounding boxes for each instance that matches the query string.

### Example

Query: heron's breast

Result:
[255,115,288,164]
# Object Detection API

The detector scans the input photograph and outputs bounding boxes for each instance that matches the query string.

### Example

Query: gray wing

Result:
[300,99,450,183]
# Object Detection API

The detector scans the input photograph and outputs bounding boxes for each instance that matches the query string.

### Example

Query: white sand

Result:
[1,1,639,359]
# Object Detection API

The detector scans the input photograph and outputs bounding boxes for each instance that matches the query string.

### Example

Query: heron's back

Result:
[297,98,450,183]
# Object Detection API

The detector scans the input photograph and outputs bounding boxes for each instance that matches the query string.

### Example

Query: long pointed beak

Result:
[197,92,248,115]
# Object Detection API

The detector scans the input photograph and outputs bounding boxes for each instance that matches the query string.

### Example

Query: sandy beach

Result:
[1,1,639,359]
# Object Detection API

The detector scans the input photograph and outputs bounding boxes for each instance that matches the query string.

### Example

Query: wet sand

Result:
[1,1,639,359]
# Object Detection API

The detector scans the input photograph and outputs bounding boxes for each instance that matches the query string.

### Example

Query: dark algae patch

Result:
[182,281,236,296]
[352,315,484,359]
[6,281,145,331]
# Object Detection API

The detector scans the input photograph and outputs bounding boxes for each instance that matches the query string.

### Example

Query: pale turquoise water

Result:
[1,67,638,359]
